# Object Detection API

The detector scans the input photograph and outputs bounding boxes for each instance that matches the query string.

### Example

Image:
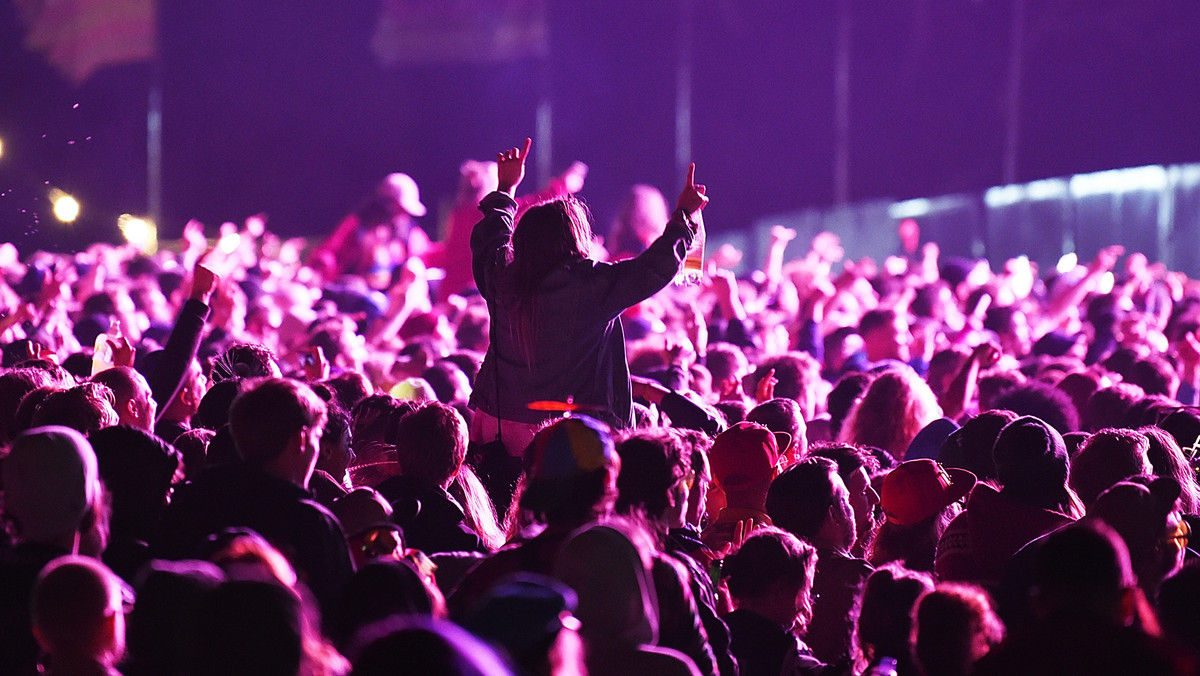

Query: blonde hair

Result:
[840,368,942,460]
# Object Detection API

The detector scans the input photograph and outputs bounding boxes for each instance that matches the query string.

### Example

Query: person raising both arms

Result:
[469,137,708,454]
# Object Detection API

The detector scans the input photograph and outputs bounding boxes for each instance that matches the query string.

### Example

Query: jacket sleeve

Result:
[470,191,518,299]
[593,212,696,317]
[149,298,210,422]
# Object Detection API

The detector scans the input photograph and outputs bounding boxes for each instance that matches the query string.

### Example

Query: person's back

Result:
[153,378,353,613]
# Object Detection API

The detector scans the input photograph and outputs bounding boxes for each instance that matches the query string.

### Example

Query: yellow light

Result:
[49,189,80,223]
[0,137,5,159]
[118,214,158,253]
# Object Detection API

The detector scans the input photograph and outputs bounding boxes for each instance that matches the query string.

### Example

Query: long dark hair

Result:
[508,197,594,359]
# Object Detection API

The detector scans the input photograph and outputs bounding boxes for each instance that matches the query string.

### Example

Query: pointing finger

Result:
[686,163,695,188]
[520,137,532,158]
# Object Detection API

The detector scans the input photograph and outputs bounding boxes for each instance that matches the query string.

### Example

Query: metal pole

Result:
[1002,0,1026,185]
[675,0,694,178]
[834,0,851,205]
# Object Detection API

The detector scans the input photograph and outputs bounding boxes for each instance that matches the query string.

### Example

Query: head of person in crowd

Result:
[31,555,127,674]
[0,366,57,447]
[350,393,408,453]
[392,401,469,490]
[749,352,823,421]
[1030,521,1137,626]
[724,526,819,633]
[314,399,354,486]
[330,557,447,653]
[463,573,585,676]
[991,415,1084,518]
[1158,562,1200,659]
[228,377,328,489]
[309,315,370,374]
[152,356,208,431]
[912,583,1006,676]
[519,416,620,529]
[714,399,748,426]
[983,305,1033,358]
[321,370,374,412]
[125,559,225,676]
[1069,427,1152,507]
[709,421,788,520]
[509,196,595,338]
[826,372,872,440]
[992,380,1079,435]
[3,425,102,552]
[193,379,241,431]
[421,360,472,406]
[1138,425,1200,514]
[926,346,971,402]
[823,326,866,378]
[348,615,513,676]
[673,428,713,530]
[706,341,751,403]
[1083,382,1145,433]
[89,425,182,543]
[615,427,692,530]
[1055,369,1108,426]
[872,459,975,572]
[976,369,1026,412]
[854,563,934,676]
[858,308,912,364]
[609,184,670,257]
[91,366,157,431]
[1126,355,1179,399]
[840,367,943,460]
[767,456,856,554]
[809,443,882,556]
[209,342,281,383]
[747,397,807,463]
[1088,477,1188,599]
[31,382,119,436]
[938,409,1017,482]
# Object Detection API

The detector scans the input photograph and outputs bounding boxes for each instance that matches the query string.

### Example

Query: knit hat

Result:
[992,415,1070,499]
[525,416,617,481]
[881,459,976,525]
[709,422,788,495]
[3,425,100,543]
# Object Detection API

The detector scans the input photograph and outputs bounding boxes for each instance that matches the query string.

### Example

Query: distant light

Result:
[1025,178,1068,201]
[984,184,1024,208]
[1069,165,1167,198]
[888,198,931,219]
[0,137,5,159]
[118,214,157,253]
[1097,271,1115,295]
[49,189,80,222]
[218,231,242,254]
[1056,252,1078,274]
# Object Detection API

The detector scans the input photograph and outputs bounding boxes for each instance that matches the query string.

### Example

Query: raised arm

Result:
[496,137,532,198]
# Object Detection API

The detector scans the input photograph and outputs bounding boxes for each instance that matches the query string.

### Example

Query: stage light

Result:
[218,231,242,254]
[0,137,5,159]
[1056,252,1078,274]
[49,189,80,222]
[118,214,158,253]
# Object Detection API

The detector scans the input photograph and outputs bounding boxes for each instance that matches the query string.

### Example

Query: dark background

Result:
[3,1,1200,259]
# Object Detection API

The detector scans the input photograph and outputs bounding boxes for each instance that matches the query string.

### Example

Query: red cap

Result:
[709,422,788,494]
[881,459,976,526]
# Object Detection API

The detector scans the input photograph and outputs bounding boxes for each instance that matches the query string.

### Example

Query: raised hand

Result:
[676,163,709,218]
[496,137,532,197]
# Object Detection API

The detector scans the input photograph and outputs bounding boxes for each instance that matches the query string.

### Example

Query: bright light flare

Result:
[0,137,5,159]
[1056,252,1078,274]
[218,231,242,255]
[118,214,158,253]
[49,189,80,222]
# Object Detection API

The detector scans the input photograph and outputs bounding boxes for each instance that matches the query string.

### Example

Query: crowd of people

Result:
[1,136,1200,675]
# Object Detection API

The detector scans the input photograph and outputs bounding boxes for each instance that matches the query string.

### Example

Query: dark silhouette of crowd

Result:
[1,137,1199,675]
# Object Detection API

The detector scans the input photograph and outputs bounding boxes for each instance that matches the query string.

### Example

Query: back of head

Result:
[991,415,1072,511]
[512,197,592,289]
[1034,521,1134,623]
[349,616,513,676]
[127,559,224,675]
[0,367,55,446]
[90,425,182,535]
[724,526,817,605]
[1070,428,1152,506]
[90,366,144,410]
[1083,383,1144,433]
[938,409,1017,482]
[766,456,838,542]
[855,562,934,668]
[330,559,436,651]
[31,382,119,436]
[992,381,1079,435]
[32,555,124,660]
[615,428,689,520]
[392,401,468,487]
[210,343,280,383]
[842,368,942,459]
[229,378,326,465]
[520,416,618,525]
[195,580,305,676]
[753,353,821,411]
[913,583,1005,676]
[3,425,100,545]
